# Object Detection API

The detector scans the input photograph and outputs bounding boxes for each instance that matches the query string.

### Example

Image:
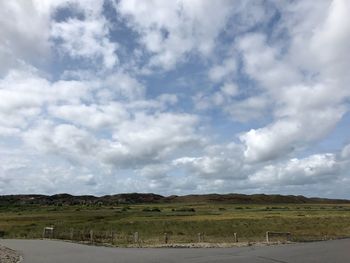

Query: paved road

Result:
[1,239,350,263]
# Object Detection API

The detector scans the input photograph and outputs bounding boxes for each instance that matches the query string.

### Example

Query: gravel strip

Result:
[0,245,21,263]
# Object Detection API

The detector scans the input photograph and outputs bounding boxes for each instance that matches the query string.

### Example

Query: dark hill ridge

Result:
[0,193,349,206]
[166,194,350,204]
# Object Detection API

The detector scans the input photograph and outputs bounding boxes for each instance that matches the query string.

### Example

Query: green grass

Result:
[1,203,350,245]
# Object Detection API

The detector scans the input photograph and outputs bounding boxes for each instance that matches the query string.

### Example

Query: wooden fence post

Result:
[90,230,94,244]
[198,233,202,243]
[234,232,238,243]
[164,233,168,244]
[266,231,269,243]
[70,228,74,240]
[134,232,139,243]
[111,231,114,244]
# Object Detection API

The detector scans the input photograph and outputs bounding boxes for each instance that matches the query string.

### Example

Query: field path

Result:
[1,239,349,263]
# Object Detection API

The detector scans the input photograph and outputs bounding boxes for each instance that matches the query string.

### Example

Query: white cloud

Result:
[285,0,350,78]
[274,83,348,118]
[117,0,233,69]
[341,144,350,160]
[102,72,145,100]
[22,109,200,171]
[224,95,268,122]
[236,0,350,163]
[0,64,200,175]
[249,154,339,186]
[23,122,98,160]
[0,0,350,196]
[51,18,118,69]
[137,164,170,180]
[50,0,118,69]
[209,58,237,83]
[173,143,245,180]
[240,105,345,163]
[221,82,239,97]
[0,1,51,75]
[0,146,98,194]
[0,69,92,133]
[48,103,129,130]
[173,156,241,179]
[237,33,300,92]
[0,0,117,74]
[101,113,200,168]
[315,1,350,75]
[194,89,267,122]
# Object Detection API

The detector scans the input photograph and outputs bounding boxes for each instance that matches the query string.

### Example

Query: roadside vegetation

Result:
[1,203,350,246]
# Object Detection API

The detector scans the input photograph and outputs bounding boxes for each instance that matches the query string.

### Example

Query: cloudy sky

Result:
[1,0,350,197]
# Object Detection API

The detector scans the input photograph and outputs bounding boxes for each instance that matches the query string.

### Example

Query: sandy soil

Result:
[125,240,292,248]
[0,245,21,263]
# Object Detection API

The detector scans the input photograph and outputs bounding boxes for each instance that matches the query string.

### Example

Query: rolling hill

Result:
[0,193,349,206]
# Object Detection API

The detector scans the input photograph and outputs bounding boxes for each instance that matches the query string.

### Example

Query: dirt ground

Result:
[0,245,20,263]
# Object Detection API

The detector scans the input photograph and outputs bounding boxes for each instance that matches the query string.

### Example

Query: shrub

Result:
[172,207,196,212]
[142,207,161,212]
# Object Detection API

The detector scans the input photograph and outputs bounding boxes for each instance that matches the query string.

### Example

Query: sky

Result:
[0,0,350,198]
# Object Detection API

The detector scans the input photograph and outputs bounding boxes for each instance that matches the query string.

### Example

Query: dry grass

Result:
[1,203,350,245]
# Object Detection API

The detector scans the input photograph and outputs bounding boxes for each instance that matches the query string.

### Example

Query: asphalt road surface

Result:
[1,239,350,263]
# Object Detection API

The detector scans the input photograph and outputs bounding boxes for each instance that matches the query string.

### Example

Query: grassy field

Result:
[1,203,350,246]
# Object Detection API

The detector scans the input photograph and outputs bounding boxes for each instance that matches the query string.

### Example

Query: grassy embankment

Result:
[1,203,350,246]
